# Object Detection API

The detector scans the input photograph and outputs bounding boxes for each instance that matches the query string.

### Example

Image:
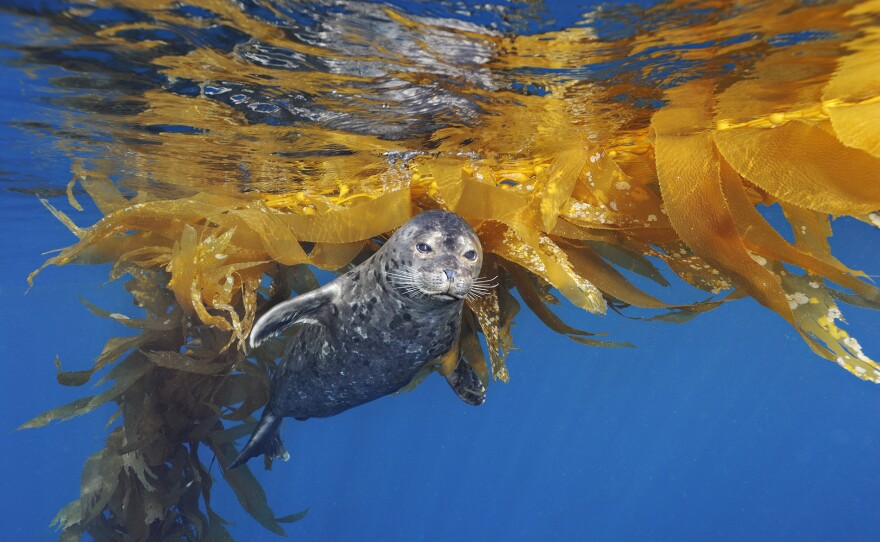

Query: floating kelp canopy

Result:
[8,0,880,539]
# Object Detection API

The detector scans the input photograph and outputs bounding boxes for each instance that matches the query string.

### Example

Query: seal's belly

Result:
[270,321,454,419]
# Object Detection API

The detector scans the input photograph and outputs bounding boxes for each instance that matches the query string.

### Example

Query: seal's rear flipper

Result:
[227,409,290,469]
[445,359,486,406]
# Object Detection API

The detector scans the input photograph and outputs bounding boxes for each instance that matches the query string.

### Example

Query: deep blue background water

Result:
[2,5,880,542]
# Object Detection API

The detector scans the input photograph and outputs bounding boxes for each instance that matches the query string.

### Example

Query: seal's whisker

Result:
[393,282,424,299]
[390,275,419,282]
[400,285,427,299]
[466,291,486,301]
[388,270,417,278]
[466,286,492,299]
[472,276,498,289]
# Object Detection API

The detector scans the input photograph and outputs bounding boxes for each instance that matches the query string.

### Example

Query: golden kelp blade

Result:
[654,80,880,382]
[653,83,796,325]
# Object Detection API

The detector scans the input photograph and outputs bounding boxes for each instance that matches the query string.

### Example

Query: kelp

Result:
[8,0,880,539]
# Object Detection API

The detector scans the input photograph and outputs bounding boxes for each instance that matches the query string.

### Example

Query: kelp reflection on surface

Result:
[8,0,880,539]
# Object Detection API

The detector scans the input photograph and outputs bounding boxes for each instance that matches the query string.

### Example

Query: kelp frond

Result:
[14,0,880,539]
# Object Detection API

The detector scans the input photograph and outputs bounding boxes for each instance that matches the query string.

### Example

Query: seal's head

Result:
[381,210,484,303]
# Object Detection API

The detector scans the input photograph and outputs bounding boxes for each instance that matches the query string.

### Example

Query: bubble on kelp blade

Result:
[10,0,880,539]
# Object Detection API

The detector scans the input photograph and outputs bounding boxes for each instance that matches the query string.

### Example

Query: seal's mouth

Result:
[387,269,471,302]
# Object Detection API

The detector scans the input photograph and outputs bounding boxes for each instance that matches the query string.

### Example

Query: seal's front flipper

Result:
[445,358,486,406]
[249,283,340,349]
[228,409,290,469]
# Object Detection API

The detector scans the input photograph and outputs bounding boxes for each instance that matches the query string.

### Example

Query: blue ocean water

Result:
[1,1,879,541]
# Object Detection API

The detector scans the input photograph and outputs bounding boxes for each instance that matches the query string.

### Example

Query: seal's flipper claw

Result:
[445,358,486,406]
[227,410,288,469]
[249,283,339,349]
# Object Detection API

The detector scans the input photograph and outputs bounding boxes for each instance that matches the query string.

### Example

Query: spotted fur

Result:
[230,210,488,468]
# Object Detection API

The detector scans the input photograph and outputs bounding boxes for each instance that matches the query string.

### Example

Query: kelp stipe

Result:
[11,0,880,539]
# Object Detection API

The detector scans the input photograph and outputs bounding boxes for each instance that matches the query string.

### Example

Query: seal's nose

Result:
[444,269,455,282]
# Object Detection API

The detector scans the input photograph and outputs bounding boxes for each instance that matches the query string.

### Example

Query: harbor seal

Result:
[229,210,489,468]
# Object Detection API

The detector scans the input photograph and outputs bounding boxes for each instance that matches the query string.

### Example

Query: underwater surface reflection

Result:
[0,0,879,540]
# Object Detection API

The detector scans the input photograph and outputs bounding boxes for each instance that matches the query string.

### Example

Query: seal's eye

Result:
[416,242,432,253]
[463,249,477,261]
